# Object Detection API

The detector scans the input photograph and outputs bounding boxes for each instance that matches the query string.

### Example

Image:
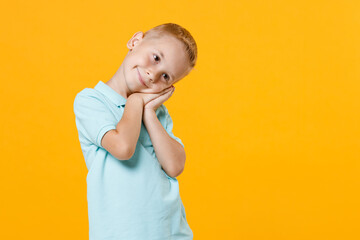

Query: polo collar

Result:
[94,80,127,107]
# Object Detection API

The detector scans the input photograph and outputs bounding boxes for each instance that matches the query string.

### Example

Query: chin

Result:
[131,87,148,94]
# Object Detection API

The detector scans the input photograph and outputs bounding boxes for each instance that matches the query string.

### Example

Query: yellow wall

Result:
[1,0,359,239]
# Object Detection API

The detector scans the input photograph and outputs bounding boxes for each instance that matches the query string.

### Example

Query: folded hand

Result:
[144,86,175,111]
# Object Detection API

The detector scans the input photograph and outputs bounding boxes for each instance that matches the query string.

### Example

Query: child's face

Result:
[122,32,191,94]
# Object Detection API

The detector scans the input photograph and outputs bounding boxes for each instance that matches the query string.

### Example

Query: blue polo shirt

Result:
[73,80,193,240]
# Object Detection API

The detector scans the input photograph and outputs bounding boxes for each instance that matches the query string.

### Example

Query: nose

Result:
[146,69,156,83]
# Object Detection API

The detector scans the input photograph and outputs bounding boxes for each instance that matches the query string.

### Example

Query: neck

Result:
[105,63,131,99]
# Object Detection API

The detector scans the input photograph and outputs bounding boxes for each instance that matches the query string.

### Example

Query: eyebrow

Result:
[158,50,164,59]
[155,49,175,81]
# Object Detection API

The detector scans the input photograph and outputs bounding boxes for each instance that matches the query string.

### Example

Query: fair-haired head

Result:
[143,23,198,69]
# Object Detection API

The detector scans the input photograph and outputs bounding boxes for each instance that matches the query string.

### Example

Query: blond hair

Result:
[144,23,198,69]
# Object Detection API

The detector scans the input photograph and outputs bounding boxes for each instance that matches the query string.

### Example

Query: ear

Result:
[127,31,144,50]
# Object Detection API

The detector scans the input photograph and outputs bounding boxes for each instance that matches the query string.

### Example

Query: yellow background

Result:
[1,0,359,239]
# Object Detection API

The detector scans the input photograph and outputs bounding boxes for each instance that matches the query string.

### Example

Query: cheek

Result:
[146,85,166,93]
[128,53,149,67]
[152,86,163,93]
[139,53,152,66]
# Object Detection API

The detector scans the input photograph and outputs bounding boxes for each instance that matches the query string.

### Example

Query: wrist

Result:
[129,93,144,106]
[143,108,158,124]
[143,107,156,114]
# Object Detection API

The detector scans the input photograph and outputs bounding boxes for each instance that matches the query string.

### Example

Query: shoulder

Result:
[73,88,111,119]
[74,88,102,102]
[158,104,173,115]
[156,104,167,114]
[156,104,171,119]
[74,88,105,108]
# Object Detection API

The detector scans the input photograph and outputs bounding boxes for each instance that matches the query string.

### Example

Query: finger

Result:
[162,88,175,98]
[154,88,174,101]
[155,92,172,103]
[157,87,173,97]
[161,86,174,93]
[148,91,169,101]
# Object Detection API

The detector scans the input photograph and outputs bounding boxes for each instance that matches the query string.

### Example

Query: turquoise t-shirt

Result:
[73,80,193,240]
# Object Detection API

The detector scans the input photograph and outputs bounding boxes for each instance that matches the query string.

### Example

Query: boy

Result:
[73,23,197,240]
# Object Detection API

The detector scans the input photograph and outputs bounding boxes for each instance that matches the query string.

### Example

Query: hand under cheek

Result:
[149,87,165,94]
[136,87,155,94]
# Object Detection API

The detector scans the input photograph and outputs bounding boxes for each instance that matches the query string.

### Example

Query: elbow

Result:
[114,143,136,160]
[167,165,184,178]
[101,129,136,160]
[168,155,186,178]
[170,167,184,178]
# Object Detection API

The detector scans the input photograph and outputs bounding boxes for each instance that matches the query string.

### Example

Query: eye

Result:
[153,54,160,62]
[152,54,170,81]
[162,73,170,81]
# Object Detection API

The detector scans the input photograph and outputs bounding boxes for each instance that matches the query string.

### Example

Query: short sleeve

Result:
[160,105,185,148]
[73,90,117,148]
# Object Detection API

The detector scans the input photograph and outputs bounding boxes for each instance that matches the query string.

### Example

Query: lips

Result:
[137,68,147,87]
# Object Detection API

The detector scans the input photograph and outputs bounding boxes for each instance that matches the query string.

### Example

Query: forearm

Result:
[116,94,143,154]
[142,108,186,178]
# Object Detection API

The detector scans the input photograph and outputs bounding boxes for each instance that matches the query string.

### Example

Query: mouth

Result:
[137,68,147,87]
